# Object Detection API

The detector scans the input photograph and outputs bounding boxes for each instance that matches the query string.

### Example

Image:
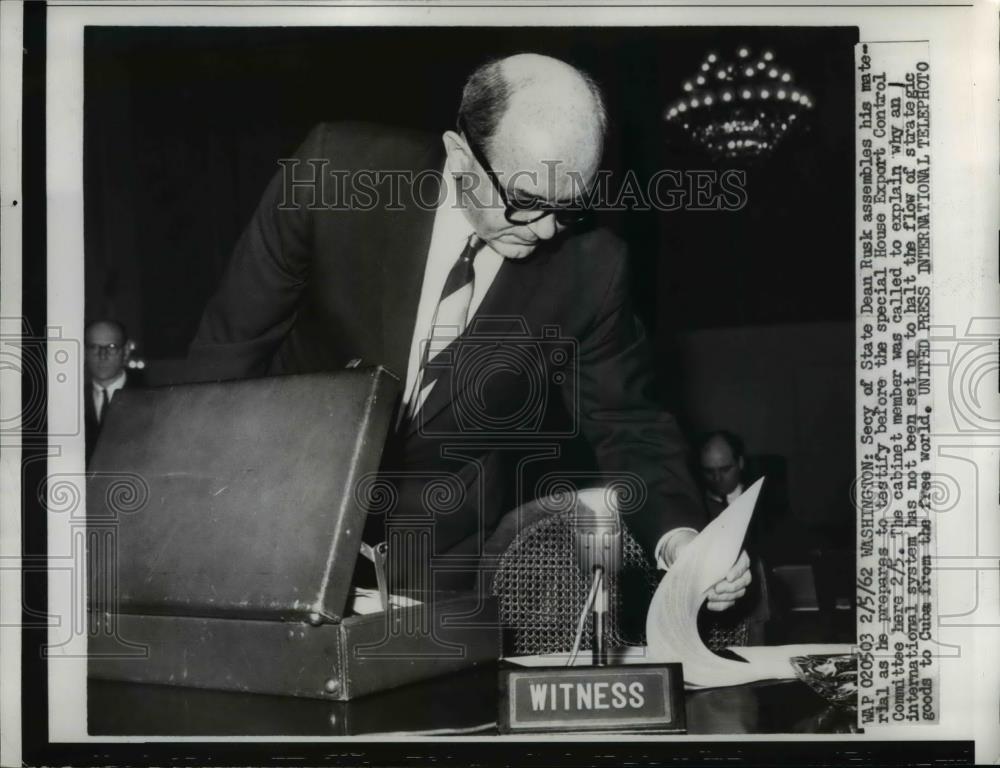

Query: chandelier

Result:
[664,46,815,159]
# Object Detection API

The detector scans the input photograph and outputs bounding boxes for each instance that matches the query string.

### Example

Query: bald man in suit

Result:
[190,54,751,606]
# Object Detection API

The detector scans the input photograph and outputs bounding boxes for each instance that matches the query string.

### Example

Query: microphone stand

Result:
[591,566,607,667]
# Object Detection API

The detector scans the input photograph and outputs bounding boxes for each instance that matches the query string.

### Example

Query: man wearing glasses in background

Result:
[84,319,133,464]
[190,53,751,608]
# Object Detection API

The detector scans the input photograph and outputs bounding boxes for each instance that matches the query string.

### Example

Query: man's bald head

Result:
[448,54,607,259]
[459,54,606,160]
[699,431,745,499]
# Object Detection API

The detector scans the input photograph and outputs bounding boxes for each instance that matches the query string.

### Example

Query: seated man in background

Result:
[84,319,137,463]
[699,430,749,518]
[697,430,771,645]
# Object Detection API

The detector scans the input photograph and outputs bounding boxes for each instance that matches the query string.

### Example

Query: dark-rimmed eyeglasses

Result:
[86,343,124,355]
[457,117,589,227]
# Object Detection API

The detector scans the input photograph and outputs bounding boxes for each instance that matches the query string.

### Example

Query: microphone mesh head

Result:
[490,489,655,656]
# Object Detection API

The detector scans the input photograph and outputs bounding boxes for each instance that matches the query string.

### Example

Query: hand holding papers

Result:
[706,549,752,611]
[645,479,852,687]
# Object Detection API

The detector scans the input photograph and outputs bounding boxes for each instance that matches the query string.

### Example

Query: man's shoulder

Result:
[300,121,442,167]
[569,226,627,255]
[547,226,629,275]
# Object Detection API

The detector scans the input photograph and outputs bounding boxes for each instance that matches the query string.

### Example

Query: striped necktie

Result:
[406,234,487,420]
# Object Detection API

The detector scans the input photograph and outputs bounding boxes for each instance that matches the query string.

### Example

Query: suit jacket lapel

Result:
[376,145,444,381]
[405,247,551,436]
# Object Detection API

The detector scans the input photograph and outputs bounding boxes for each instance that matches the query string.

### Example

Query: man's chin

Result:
[491,238,538,261]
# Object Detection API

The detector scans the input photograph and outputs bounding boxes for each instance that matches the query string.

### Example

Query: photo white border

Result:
[0,2,25,767]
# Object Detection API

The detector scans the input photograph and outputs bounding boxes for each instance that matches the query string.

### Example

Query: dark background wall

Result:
[84,25,858,549]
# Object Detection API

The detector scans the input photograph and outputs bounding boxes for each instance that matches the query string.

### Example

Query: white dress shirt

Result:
[712,483,745,507]
[91,371,127,423]
[401,168,504,407]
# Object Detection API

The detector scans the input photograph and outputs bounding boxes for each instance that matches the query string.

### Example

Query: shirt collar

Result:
[92,370,127,393]
[709,483,745,505]
[439,164,481,250]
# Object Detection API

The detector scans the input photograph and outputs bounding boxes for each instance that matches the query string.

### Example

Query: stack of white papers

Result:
[505,480,853,688]
[645,478,852,687]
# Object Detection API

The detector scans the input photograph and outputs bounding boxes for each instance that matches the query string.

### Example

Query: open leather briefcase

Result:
[87,368,500,701]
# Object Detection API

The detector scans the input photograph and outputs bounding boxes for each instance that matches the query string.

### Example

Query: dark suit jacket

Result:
[189,122,704,580]
[84,373,138,464]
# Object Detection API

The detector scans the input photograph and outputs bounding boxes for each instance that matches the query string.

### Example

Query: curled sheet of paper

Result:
[646,478,800,687]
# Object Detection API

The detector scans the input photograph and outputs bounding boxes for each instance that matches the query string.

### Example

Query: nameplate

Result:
[498,662,685,734]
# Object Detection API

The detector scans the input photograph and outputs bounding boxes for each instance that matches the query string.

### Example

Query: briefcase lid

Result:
[87,368,399,623]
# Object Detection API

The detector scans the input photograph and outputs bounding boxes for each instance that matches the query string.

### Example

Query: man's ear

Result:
[738,456,745,472]
[442,130,474,173]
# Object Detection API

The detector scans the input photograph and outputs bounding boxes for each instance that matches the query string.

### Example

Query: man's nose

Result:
[526,213,558,241]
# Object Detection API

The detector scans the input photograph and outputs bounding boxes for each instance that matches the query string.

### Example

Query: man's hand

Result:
[659,530,753,611]
[704,550,752,612]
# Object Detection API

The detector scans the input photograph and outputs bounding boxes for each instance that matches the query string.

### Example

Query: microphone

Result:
[573,488,622,666]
